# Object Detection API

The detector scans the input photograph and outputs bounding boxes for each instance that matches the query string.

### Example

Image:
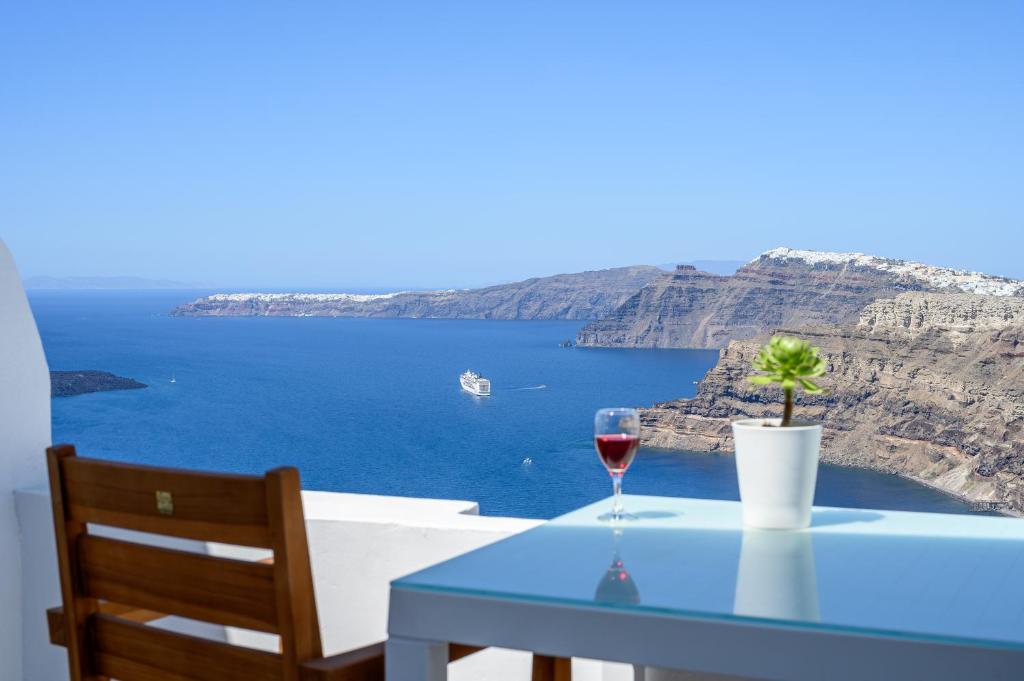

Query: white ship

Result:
[460,370,491,396]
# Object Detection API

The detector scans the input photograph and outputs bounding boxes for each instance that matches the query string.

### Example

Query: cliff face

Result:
[641,293,1024,513]
[578,248,1024,349]
[858,293,1024,333]
[171,266,664,321]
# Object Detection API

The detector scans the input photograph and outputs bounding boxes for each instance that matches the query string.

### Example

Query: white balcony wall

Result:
[0,239,52,681]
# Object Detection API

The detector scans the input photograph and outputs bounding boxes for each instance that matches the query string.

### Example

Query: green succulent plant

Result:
[748,335,827,427]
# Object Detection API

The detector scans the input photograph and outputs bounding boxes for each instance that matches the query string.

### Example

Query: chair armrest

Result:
[298,642,385,681]
[46,607,65,647]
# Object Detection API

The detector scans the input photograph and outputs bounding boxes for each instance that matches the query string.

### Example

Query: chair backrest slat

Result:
[266,468,323,672]
[48,444,323,681]
[93,613,283,681]
[62,455,273,547]
[80,535,279,632]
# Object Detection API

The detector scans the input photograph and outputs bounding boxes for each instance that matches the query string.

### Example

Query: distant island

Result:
[171,266,664,320]
[51,371,147,397]
[26,275,203,290]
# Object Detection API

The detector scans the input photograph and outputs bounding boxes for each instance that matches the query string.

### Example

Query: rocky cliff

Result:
[641,293,1024,513]
[578,248,1024,349]
[171,266,664,320]
[51,371,147,397]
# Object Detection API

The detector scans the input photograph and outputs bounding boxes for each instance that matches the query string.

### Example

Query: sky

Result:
[1,2,1022,289]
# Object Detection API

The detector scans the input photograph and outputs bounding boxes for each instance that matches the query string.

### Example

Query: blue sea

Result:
[31,291,981,519]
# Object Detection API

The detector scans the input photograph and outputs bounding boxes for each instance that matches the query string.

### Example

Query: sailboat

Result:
[170,371,177,384]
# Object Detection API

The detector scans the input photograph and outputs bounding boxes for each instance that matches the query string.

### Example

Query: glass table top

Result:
[394,495,1024,649]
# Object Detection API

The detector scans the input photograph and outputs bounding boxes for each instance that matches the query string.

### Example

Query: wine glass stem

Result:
[611,472,624,519]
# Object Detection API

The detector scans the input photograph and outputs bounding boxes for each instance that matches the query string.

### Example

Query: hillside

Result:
[577,248,1024,348]
[171,266,664,321]
[641,293,1024,513]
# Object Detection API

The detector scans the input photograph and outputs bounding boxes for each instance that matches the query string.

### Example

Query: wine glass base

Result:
[598,511,638,523]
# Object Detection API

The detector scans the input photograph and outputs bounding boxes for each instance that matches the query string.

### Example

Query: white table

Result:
[386,495,1024,680]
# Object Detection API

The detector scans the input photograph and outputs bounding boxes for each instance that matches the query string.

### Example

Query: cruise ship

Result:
[460,370,491,396]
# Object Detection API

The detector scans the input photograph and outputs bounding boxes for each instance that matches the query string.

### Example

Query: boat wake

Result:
[508,384,547,391]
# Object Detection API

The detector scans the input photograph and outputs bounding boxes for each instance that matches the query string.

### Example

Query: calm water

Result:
[31,291,981,519]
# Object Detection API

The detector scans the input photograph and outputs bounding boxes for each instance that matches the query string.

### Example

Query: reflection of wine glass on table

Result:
[594,407,640,522]
[594,528,641,605]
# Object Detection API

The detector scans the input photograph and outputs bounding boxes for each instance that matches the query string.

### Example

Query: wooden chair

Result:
[46,444,572,681]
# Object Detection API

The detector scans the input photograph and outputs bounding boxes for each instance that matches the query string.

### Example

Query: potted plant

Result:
[732,335,827,530]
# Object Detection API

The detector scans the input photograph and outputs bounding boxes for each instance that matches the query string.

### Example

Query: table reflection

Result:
[594,528,641,605]
[733,529,819,622]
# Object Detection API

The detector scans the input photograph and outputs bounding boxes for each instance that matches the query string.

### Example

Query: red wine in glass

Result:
[595,433,639,473]
[594,408,640,522]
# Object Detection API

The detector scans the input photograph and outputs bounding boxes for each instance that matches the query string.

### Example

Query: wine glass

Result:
[594,407,640,522]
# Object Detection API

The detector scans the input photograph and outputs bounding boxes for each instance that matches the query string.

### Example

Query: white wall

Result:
[0,238,51,681]
[13,487,63,681]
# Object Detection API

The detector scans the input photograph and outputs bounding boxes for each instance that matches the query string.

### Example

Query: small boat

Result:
[170,371,177,384]
[460,370,491,396]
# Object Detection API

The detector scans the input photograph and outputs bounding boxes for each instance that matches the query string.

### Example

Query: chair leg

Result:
[532,655,571,681]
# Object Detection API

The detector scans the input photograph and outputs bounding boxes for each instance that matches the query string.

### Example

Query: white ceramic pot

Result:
[732,418,822,530]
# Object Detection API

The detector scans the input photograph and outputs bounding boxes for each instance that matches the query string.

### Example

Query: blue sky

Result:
[1,2,1021,288]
